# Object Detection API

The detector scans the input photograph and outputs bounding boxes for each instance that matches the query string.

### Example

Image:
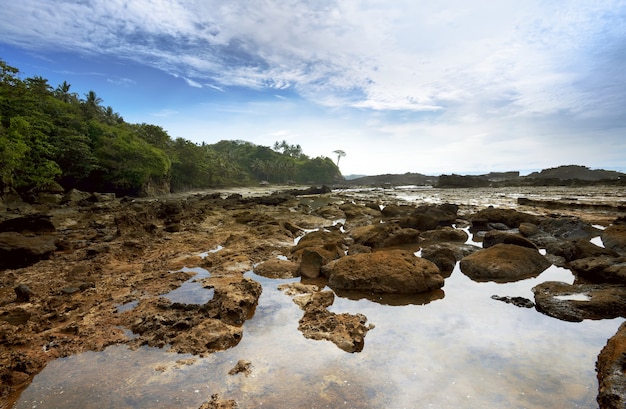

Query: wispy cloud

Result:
[1,0,625,174]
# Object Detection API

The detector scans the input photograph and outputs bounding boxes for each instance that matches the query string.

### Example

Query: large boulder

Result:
[323,250,444,294]
[597,322,626,409]
[532,281,626,322]
[0,232,57,269]
[602,224,626,254]
[459,243,551,283]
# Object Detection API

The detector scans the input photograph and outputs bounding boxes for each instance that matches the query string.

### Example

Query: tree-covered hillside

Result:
[0,60,341,197]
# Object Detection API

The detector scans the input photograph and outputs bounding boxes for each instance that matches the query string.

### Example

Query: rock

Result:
[323,250,444,294]
[0,232,57,269]
[459,244,551,283]
[349,224,420,248]
[532,281,626,322]
[381,204,413,217]
[253,259,299,279]
[413,204,458,227]
[292,229,346,257]
[569,256,626,284]
[602,224,626,254]
[399,214,439,231]
[470,207,539,229]
[420,226,468,242]
[62,188,92,204]
[14,284,34,302]
[299,307,372,353]
[298,248,335,278]
[538,216,602,241]
[420,246,457,276]
[0,214,55,234]
[491,295,535,308]
[482,231,538,250]
[198,393,238,409]
[338,202,381,219]
[228,359,252,376]
[596,322,626,409]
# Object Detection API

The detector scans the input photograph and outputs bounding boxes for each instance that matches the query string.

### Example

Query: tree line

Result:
[0,60,341,197]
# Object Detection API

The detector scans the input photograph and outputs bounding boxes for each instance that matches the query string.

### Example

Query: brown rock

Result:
[253,259,299,279]
[482,231,538,250]
[324,250,444,294]
[597,322,626,409]
[470,207,539,229]
[460,244,551,282]
[569,256,626,284]
[532,281,626,322]
[420,226,468,242]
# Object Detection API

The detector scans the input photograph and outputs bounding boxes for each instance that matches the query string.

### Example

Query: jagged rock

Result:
[0,232,57,269]
[597,322,626,409]
[602,224,626,254]
[298,248,335,278]
[323,249,444,294]
[459,243,551,283]
[491,295,535,308]
[533,281,626,322]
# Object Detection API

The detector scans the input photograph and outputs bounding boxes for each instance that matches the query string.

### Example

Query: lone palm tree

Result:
[333,150,346,166]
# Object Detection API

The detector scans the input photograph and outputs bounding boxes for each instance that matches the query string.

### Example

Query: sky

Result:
[1,1,625,176]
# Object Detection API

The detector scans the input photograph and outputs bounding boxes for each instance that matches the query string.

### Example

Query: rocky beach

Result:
[1,185,626,408]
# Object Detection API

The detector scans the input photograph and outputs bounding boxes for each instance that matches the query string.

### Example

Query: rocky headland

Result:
[1,185,625,408]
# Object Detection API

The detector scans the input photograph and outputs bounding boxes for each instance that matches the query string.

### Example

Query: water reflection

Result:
[16,265,623,409]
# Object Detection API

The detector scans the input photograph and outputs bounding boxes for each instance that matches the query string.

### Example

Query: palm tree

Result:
[333,150,346,166]
[55,81,73,103]
[83,90,103,118]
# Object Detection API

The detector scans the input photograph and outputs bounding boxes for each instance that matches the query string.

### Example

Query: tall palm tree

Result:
[333,149,346,166]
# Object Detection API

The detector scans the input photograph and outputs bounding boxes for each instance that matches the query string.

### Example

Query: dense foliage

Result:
[0,60,341,196]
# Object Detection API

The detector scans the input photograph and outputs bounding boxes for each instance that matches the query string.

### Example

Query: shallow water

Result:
[16,263,622,409]
[14,186,626,408]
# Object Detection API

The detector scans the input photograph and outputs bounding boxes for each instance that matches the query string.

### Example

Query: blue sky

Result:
[1,1,625,176]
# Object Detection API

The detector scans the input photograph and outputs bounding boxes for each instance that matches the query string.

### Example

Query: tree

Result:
[333,149,346,166]
[83,90,103,119]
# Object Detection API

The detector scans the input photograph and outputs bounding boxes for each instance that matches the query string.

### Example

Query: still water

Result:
[15,264,622,408]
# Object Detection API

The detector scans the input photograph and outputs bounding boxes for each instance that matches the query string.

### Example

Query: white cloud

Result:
[1,0,625,175]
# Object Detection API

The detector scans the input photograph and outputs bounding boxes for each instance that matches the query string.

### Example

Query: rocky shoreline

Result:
[1,186,625,408]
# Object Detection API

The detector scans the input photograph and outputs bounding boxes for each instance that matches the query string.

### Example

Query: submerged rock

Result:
[597,322,626,409]
[324,249,444,294]
[532,281,626,322]
[459,244,551,283]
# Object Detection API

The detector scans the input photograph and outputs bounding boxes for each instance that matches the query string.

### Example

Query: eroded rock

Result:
[533,281,626,322]
[597,322,626,409]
